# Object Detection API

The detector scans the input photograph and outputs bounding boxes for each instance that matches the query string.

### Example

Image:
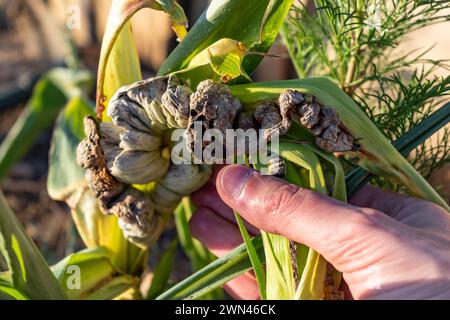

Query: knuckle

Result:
[353,207,385,230]
[264,184,307,220]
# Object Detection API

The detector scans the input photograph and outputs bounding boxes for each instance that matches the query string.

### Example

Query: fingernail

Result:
[219,165,254,199]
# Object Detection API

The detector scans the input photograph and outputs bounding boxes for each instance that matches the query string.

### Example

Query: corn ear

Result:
[92,0,187,271]
[231,79,449,211]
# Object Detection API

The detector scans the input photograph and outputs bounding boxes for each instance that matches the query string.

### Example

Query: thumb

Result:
[216,165,400,268]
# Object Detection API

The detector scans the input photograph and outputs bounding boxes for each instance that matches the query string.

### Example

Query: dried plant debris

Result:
[290,241,298,284]
[77,116,162,247]
[323,264,345,300]
[186,80,242,155]
[77,117,124,200]
[279,90,360,153]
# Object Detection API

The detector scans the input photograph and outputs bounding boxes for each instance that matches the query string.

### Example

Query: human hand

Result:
[190,165,450,300]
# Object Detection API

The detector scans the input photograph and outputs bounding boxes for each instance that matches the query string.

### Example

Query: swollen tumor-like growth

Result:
[77,76,358,247]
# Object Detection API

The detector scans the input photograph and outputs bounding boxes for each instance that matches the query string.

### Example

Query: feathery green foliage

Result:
[282,0,450,192]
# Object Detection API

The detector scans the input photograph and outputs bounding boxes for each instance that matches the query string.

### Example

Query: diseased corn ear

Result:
[77,117,169,248]
[278,90,358,153]
[108,76,192,133]
[101,75,199,186]
[185,80,242,159]
[230,78,449,210]
[149,150,213,218]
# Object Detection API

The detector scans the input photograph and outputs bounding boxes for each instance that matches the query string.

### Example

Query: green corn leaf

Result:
[0,191,67,299]
[174,201,196,271]
[278,142,327,194]
[156,236,264,300]
[0,68,92,181]
[159,0,293,76]
[146,239,178,300]
[284,160,306,187]
[52,247,135,300]
[209,46,250,82]
[347,104,450,195]
[392,103,450,157]
[173,38,252,86]
[0,277,27,300]
[174,198,223,299]
[48,97,94,201]
[182,198,213,265]
[277,142,328,300]
[294,248,327,300]
[101,21,142,120]
[261,231,295,299]
[234,211,266,299]
[174,199,209,272]
[302,145,347,294]
[253,161,296,300]
[230,78,449,210]
[154,0,188,39]
[86,276,136,300]
[302,144,347,201]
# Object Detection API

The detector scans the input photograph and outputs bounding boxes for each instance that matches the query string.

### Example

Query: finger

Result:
[216,165,405,266]
[224,274,260,300]
[350,185,418,217]
[190,207,245,256]
[211,165,227,187]
[190,208,260,300]
[192,183,234,219]
[192,183,260,235]
[350,185,450,230]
